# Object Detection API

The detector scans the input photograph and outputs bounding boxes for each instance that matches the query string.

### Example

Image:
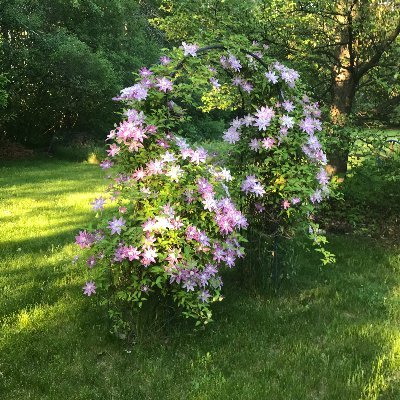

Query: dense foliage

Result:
[0,0,161,147]
[153,0,400,119]
[76,112,247,328]
[321,130,400,236]
[75,38,333,332]
[0,36,8,113]
[2,0,398,161]
[152,0,400,172]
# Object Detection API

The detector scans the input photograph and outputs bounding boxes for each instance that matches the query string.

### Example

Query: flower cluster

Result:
[199,44,331,231]
[112,69,173,102]
[75,38,334,332]
[222,99,329,205]
[75,88,246,325]
[191,39,332,263]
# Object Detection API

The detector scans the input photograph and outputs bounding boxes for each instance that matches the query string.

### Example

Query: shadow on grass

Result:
[1,160,399,399]
[1,235,399,399]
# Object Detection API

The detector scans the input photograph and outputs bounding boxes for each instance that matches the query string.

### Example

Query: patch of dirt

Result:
[0,140,35,160]
[322,217,400,244]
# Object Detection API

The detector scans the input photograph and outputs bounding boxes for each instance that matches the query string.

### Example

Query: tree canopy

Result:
[1,0,399,163]
[0,0,162,146]
[152,0,400,172]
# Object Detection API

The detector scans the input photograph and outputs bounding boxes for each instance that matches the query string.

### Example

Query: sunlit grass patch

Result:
[0,158,399,399]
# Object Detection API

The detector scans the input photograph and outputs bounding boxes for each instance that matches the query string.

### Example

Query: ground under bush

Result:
[0,159,399,399]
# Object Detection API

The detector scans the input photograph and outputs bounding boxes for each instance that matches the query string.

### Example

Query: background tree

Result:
[0,0,162,147]
[0,35,8,119]
[152,0,400,173]
[258,0,400,173]
[354,44,400,125]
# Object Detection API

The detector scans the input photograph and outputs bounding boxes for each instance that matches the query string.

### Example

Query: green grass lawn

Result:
[349,128,400,167]
[1,159,400,400]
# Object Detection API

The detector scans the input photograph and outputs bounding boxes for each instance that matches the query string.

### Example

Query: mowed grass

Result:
[0,159,400,400]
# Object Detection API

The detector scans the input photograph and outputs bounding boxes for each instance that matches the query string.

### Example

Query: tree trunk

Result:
[328,10,357,176]
[328,70,357,175]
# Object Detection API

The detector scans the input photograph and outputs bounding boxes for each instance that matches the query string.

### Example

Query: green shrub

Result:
[52,142,106,163]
